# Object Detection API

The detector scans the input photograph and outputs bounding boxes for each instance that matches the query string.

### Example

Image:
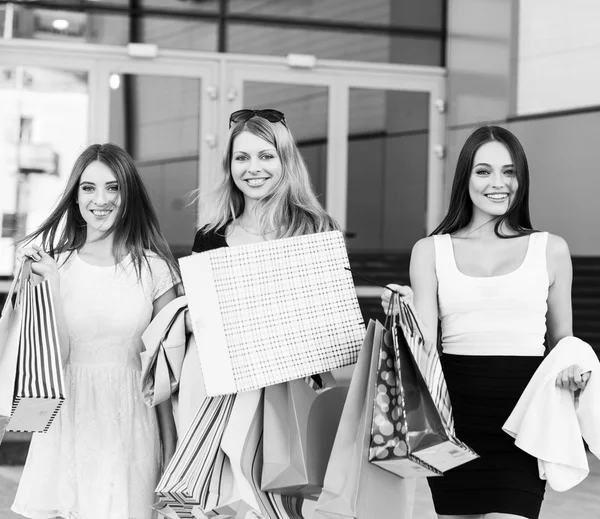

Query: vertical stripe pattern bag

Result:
[391,294,478,473]
[154,395,236,518]
[8,260,66,433]
[0,260,29,443]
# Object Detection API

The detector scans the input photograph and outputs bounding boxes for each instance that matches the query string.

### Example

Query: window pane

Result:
[6,4,218,51]
[242,82,329,203]
[229,0,391,24]
[142,17,218,51]
[142,0,218,13]
[109,74,201,256]
[346,88,430,252]
[517,0,600,114]
[228,0,444,30]
[0,66,88,275]
[227,23,442,65]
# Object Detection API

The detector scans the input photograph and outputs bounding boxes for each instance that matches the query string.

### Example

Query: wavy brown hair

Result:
[21,143,179,283]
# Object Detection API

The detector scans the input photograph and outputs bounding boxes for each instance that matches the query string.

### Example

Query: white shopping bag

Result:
[180,231,365,396]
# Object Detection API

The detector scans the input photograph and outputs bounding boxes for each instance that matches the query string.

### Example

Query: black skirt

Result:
[428,354,546,519]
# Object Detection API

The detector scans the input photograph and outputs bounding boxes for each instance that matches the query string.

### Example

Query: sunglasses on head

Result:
[228,109,287,129]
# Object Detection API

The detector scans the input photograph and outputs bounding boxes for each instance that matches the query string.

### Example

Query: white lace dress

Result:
[12,252,177,519]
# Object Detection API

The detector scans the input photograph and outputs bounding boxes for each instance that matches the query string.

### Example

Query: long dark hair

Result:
[21,143,180,281]
[432,126,535,238]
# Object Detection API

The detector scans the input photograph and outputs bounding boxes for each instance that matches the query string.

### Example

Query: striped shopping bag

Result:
[154,394,236,517]
[8,265,65,433]
[391,294,477,473]
[0,260,29,443]
[396,299,454,431]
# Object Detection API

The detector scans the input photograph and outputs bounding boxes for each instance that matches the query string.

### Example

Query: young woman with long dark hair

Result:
[12,143,180,519]
[383,126,588,519]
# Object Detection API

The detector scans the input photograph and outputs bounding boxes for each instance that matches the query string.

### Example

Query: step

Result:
[0,432,31,466]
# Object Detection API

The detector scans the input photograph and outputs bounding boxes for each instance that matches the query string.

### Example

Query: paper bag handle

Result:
[1,259,33,316]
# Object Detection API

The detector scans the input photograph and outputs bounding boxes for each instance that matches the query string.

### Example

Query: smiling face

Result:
[77,160,121,239]
[230,131,283,204]
[468,140,518,220]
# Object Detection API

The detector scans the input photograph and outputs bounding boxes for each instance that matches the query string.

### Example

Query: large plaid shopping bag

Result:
[371,294,477,474]
[179,231,365,396]
[5,260,65,433]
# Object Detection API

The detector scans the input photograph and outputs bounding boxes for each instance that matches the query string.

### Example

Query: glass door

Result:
[223,58,333,216]
[0,62,89,277]
[0,40,445,264]
[98,56,220,258]
[347,87,433,252]
[224,56,446,245]
[0,40,220,262]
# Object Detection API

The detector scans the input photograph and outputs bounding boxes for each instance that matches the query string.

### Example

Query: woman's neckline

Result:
[447,233,534,279]
[75,250,131,268]
[221,221,277,247]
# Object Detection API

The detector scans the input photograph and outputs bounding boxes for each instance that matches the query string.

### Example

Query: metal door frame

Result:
[0,39,446,233]
[223,54,446,232]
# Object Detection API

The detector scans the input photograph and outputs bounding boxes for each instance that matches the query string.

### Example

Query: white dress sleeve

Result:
[148,256,179,301]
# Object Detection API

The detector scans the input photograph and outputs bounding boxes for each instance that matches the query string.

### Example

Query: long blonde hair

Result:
[201,117,339,238]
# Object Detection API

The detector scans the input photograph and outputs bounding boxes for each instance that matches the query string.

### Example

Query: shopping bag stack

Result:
[155,378,346,519]
[153,231,367,518]
[314,320,416,519]
[368,293,478,476]
[0,259,65,438]
[179,230,365,397]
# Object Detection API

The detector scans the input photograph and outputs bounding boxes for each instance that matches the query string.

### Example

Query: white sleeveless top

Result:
[434,232,549,356]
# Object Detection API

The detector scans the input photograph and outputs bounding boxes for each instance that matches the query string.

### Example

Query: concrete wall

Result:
[446,0,600,255]
[509,114,600,256]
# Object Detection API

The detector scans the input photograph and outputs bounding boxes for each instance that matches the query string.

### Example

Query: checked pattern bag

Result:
[180,231,365,396]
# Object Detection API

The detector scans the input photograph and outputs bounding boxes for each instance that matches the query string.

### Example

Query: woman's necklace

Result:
[459,218,496,239]
[237,219,274,236]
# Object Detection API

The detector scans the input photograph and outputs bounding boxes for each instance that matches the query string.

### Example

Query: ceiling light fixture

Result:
[52,19,70,31]
[109,74,121,90]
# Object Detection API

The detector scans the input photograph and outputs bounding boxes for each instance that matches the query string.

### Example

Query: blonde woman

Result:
[192,108,338,252]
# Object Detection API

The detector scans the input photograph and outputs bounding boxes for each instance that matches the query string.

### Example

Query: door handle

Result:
[204,134,217,149]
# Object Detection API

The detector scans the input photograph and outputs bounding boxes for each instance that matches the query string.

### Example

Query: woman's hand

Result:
[380,283,413,315]
[184,309,194,336]
[16,244,59,284]
[555,364,591,392]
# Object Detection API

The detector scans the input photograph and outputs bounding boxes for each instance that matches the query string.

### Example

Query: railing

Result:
[349,252,600,356]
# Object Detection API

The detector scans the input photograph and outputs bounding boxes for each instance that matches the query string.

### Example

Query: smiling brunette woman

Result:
[382,126,588,519]
[12,143,180,519]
